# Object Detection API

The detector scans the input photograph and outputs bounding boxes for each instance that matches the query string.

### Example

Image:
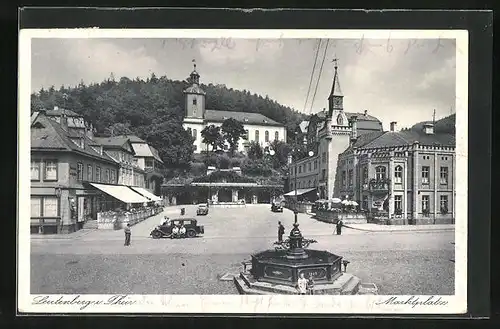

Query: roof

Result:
[31,113,117,164]
[92,136,134,153]
[44,108,81,117]
[345,112,382,123]
[130,142,164,163]
[116,135,146,143]
[362,130,455,149]
[184,84,206,95]
[204,110,284,127]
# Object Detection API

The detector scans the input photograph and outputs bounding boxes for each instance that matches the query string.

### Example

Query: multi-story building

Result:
[92,136,147,188]
[31,110,121,234]
[336,120,456,225]
[120,135,164,196]
[182,62,288,153]
[288,61,384,200]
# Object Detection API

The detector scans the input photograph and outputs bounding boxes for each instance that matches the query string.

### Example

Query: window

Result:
[440,167,448,184]
[337,114,343,125]
[341,170,346,186]
[192,98,197,105]
[96,167,101,182]
[77,163,83,181]
[193,145,197,151]
[299,166,302,173]
[322,152,326,163]
[363,167,368,184]
[87,165,93,181]
[43,197,59,217]
[105,169,110,183]
[43,160,58,181]
[394,165,403,184]
[421,166,430,184]
[110,169,116,183]
[375,166,386,180]
[243,130,249,140]
[440,195,449,213]
[31,160,40,181]
[394,195,402,211]
[275,131,279,140]
[31,197,41,217]
[321,169,326,181]
[308,180,311,188]
[314,160,318,170]
[348,169,353,186]
[421,195,429,213]
[265,131,269,142]
[145,159,154,168]
[255,130,259,142]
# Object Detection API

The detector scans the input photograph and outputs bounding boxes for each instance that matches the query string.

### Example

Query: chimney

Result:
[423,123,434,135]
[364,110,368,116]
[390,121,397,132]
[350,116,358,143]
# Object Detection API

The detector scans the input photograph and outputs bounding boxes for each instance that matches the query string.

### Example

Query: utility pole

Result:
[432,109,436,124]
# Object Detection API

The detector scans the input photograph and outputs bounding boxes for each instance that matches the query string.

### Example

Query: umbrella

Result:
[330,198,342,203]
[349,201,359,206]
[341,199,350,205]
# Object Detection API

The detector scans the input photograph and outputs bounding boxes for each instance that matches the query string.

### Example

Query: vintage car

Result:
[196,203,209,216]
[271,203,284,212]
[150,218,204,239]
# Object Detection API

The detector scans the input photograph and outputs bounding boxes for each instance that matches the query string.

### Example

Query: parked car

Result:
[196,203,209,216]
[150,218,205,239]
[271,203,284,212]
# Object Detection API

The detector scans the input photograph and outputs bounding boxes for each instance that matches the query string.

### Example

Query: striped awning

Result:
[90,183,149,203]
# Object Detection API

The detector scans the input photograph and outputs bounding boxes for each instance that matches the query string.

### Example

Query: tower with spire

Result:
[328,58,344,115]
[183,59,206,119]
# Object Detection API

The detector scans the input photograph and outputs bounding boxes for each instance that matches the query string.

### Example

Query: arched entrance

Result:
[218,188,232,202]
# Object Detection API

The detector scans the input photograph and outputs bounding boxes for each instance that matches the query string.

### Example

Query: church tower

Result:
[183,60,206,119]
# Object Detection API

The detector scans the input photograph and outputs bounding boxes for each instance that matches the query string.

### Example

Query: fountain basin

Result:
[251,249,343,287]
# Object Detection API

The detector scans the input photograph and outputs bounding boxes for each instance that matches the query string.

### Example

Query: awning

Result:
[283,188,316,196]
[90,183,149,203]
[129,186,162,202]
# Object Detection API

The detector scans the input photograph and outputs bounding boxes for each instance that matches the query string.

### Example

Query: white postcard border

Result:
[18,28,468,314]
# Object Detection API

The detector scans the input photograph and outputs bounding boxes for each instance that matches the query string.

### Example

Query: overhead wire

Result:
[309,39,330,113]
[302,39,322,114]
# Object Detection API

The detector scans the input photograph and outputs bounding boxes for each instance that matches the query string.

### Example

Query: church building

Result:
[182,62,288,153]
[288,60,384,200]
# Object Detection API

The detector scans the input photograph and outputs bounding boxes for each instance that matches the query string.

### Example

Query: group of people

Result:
[297,272,315,295]
[160,216,187,238]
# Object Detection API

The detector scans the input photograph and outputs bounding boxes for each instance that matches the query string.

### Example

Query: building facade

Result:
[182,62,287,153]
[92,136,147,188]
[288,61,384,200]
[336,121,456,224]
[31,111,120,234]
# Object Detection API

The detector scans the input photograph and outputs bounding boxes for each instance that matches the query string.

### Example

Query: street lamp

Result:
[55,186,62,233]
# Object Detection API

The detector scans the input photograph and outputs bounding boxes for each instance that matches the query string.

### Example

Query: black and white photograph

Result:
[18,28,468,314]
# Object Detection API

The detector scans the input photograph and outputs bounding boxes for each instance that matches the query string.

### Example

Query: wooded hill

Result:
[31,74,306,168]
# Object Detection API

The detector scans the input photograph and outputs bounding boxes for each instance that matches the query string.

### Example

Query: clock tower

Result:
[184,60,206,119]
[328,58,344,115]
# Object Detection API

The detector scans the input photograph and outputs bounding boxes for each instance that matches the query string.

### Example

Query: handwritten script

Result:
[375,296,449,308]
[32,295,136,310]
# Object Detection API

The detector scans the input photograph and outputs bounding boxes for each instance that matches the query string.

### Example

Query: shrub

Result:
[216,154,231,169]
[230,157,242,168]
[241,159,273,176]
[189,162,207,176]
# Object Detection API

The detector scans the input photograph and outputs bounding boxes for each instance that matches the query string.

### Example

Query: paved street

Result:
[30,204,455,295]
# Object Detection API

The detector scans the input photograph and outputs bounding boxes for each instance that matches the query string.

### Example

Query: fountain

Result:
[234,219,370,295]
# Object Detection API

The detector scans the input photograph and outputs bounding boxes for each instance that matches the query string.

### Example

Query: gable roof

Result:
[204,110,283,127]
[116,134,146,143]
[45,108,81,117]
[92,136,135,154]
[345,112,382,123]
[31,113,117,164]
[362,130,455,149]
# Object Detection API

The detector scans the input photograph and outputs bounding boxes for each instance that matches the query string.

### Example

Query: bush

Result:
[230,157,242,168]
[216,154,231,169]
[189,162,207,176]
[241,159,273,176]
[203,154,219,167]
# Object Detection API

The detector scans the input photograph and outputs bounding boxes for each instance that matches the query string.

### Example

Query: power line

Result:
[309,39,330,113]
[303,39,322,114]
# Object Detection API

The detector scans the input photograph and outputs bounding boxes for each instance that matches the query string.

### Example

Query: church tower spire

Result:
[328,58,344,116]
[183,59,206,119]
[189,59,200,85]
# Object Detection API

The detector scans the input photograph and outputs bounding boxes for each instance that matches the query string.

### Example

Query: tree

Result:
[201,125,224,152]
[247,141,264,160]
[268,140,292,170]
[221,118,246,155]
[104,122,133,136]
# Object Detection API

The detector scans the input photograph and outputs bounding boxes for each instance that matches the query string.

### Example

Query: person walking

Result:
[297,273,308,295]
[278,221,285,242]
[124,224,131,246]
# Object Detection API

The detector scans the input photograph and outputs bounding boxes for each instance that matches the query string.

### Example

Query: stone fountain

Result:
[234,220,371,295]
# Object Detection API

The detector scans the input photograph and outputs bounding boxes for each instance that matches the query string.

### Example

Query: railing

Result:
[368,178,390,191]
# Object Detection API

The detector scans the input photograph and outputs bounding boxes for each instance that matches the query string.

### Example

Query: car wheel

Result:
[152,231,162,239]
[186,230,196,238]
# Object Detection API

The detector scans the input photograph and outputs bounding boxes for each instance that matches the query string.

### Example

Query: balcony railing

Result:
[368,178,390,192]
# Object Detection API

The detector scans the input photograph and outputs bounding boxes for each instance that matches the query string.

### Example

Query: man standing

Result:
[297,273,308,295]
[124,224,131,246]
[336,219,343,235]
[277,221,285,242]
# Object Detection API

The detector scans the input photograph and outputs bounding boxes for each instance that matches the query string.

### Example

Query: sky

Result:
[31,36,458,130]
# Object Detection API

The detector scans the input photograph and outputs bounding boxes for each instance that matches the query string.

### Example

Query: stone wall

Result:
[315,210,367,224]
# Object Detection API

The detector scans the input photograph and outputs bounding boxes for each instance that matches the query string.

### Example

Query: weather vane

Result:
[332,56,339,68]
[192,59,197,70]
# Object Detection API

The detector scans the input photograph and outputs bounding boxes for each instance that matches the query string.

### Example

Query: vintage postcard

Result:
[18,28,468,314]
